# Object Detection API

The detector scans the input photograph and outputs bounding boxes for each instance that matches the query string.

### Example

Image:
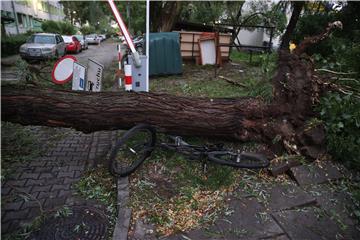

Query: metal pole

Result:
[11,0,19,34]
[145,0,150,92]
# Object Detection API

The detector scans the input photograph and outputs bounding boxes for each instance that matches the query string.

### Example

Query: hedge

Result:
[1,34,30,57]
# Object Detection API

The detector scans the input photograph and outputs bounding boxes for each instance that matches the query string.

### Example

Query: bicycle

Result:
[109,124,269,177]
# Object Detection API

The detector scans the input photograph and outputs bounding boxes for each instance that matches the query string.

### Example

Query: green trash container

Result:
[149,32,182,76]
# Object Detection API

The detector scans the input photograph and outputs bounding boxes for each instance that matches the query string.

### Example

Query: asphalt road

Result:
[68,39,120,69]
[1,39,122,81]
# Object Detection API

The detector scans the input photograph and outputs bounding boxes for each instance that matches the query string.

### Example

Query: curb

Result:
[112,177,131,240]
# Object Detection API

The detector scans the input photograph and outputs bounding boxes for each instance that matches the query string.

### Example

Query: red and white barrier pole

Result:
[117,44,122,87]
[107,0,141,67]
[124,64,132,91]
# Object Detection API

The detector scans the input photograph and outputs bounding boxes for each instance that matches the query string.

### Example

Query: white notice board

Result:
[87,59,104,92]
[72,62,86,91]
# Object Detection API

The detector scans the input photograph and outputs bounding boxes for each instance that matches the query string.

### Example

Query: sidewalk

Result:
[1,127,115,237]
[129,162,360,240]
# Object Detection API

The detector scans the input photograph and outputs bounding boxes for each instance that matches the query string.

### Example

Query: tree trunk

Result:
[150,1,183,32]
[1,51,322,157]
[2,22,341,158]
[279,1,304,51]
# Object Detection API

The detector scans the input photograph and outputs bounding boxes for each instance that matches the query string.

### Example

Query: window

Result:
[27,35,56,44]
[55,35,63,44]
[29,16,33,28]
[17,13,23,26]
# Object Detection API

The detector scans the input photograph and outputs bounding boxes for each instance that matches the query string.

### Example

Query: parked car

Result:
[19,33,66,60]
[98,34,107,41]
[74,35,88,50]
[62,35,82,53]
[86,34,100,44]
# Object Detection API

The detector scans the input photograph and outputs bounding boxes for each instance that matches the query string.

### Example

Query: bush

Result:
[41,20,61,33]
[41,20,76,35]
[1,34,30,57]
[319,93,360,169]
[80,25,95,35]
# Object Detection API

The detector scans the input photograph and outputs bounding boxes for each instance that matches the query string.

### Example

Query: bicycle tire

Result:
[109,124,156,177]
[208,151,269,169]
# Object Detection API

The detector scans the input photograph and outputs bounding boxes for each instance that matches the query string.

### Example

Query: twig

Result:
[315,68,358,75]
[218,75,246,88]
[8,183,45,214]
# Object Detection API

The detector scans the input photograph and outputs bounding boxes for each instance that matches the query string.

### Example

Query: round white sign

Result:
[52,55,78,84]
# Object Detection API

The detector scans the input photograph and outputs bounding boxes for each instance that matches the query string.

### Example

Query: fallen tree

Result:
[1,22,342,159]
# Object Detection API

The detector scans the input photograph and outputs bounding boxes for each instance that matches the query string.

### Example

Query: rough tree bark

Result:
[150,1,183,32]
[279,1,304,51]
[1,22,341,158]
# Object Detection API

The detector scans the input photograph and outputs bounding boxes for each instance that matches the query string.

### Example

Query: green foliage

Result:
[41,20,76,35]
[318,93,360,169]
[293,13,337,56]
[1,122,43,178]
[181,2,226,24]
[80,25,95,35]
[74,167,117,215]
[1,33,30,57]
[41,20,61,33]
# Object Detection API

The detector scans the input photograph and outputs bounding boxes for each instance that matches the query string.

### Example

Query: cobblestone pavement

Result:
[1,127,115,236]
[130,162,360,240]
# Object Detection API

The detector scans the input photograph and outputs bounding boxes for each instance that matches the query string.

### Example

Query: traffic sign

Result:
[72,62,86,91]
[52,55,78,84]
[87,59,103,92]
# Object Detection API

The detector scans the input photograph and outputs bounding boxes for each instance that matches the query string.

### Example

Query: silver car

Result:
[85,34,100,45]
[19,33,66,60]
[74,35,88,50]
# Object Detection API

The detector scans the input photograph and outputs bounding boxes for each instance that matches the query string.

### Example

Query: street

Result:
[1,39,120,82]
[69,39,119,68]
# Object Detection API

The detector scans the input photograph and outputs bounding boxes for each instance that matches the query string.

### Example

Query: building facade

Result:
[1,0,64,35]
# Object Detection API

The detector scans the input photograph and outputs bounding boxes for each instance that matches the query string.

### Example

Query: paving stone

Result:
[290,161,343,186]
[34,167,53,173]
[2,201,23,211]
[63,177,77,185]
[22,199,45,209]
[37,191,58,199]
[52,166,69,172]
[5,179,27,187]
[272,207,358,240]
[132,220,156,240]
[32,185,52,192]
[268,184,317,211]
[2,209,30,222]
[28,161,47,167]
[74,171,82,178]
[38,173,56,179]
[1,221,13,234]
[1,187,13,196]
[58,189,72,198]
[43,197,67,209]
[57,171,74,178]
[51,184,70,191]
[268,156,302,176]
[305,184,360,233]
[27,207,42,219]
[20,172,40,180]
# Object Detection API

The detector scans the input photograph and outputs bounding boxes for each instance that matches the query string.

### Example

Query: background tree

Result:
[41,20,76,35]
[150,1,183,32]
[279,1,305,50]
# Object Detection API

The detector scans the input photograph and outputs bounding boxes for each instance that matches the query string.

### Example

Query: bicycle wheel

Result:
[208,151,269,169]
[109,124,156,177]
